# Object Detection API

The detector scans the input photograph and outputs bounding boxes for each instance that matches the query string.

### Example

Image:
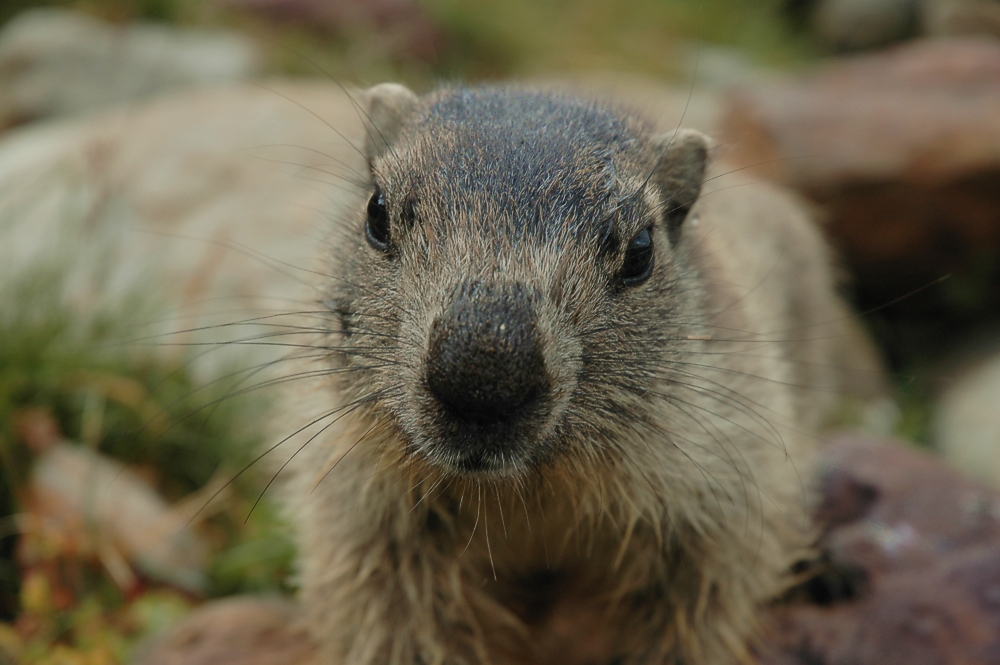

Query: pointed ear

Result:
[363,83,418,166]
[650,129,710,243]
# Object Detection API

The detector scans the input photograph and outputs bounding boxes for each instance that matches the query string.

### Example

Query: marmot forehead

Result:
[421,87,638,150]
[381,86,651,241]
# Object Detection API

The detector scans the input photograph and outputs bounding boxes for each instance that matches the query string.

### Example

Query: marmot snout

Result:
[425,281,553,471]
[427,283,547,420]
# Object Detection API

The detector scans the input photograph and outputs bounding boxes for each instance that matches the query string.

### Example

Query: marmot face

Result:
[326,86,708,477]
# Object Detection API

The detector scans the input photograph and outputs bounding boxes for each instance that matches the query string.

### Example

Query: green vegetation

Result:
[0,266,295,661]
[424,0,816,77]
[1,0,817,86]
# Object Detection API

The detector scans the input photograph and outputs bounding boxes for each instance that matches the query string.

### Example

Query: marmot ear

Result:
[364,83,418,166]
[650,129,710,243]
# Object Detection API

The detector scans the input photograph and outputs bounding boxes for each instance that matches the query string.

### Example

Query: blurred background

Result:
[0,0,998,663]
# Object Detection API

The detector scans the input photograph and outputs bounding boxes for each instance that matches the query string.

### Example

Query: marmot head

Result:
[326,84,709,477]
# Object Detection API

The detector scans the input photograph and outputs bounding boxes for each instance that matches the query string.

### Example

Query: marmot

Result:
[277,83,878,665]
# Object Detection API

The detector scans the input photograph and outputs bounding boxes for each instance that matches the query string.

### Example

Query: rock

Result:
[130,597,319,665]
[935,347,1000,489]
[25,441,210,594]
[719,38,1000,299]
[678,44,773,90]
[812,0,921,51]
[922,0,1000,39]
[759,434,1000,664]
[787,0,1000,50]
[0,9,263,130]
[0,80,365,377]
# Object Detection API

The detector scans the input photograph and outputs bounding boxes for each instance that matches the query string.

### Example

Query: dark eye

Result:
[618,227,654,285]
[366,186,390,252]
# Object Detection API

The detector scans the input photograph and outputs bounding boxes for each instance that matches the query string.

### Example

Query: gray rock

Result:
[131,597,319,665]
[921,0,1000,39]
[936,347,1000,489]
[812,0,920,50]
[30,441,210,593]
[0,80,365,378]
[680,43,773,90]
[0,8,263,129]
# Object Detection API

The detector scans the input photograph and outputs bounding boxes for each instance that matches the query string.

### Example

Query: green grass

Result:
[0,265,295,660]
[1,0,818,86]
[424,0,816,80]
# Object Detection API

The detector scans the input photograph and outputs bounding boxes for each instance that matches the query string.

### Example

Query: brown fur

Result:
[274,84,875,665]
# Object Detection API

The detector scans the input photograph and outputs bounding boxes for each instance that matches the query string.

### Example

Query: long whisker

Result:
[247,386,401,521]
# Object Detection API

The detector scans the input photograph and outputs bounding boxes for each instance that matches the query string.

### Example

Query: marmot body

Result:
[278,84,872,665]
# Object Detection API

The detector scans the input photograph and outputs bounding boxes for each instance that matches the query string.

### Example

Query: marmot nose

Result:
[426,283,548,425]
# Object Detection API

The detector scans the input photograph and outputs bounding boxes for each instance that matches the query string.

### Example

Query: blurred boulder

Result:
[812,0,921,51]
[0,8,263,130]
[25,439,210,594]
[0,80,365,377]
[720,38,1000,298]
[787,0,1000,50]
[760,434,1000,664]
[922,0,1000,39]
[935,346,1000,489]
[131,597,319,665]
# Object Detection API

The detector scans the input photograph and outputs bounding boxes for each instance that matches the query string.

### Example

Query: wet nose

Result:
[426,283,548,425]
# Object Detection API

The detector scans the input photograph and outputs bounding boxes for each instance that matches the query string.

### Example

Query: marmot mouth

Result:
[437,385,542,426]
[425,401,552,475]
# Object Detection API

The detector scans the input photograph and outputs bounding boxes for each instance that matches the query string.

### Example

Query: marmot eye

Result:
[619,227,654,286]
[366,186,390,252]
